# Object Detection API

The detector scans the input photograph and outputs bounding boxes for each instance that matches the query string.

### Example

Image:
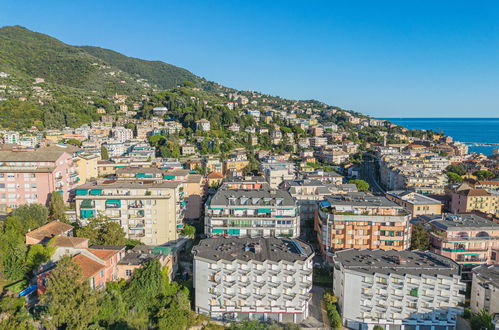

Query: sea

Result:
[382,118,499,155]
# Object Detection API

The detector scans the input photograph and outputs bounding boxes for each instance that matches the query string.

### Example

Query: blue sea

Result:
[382,118,499,155]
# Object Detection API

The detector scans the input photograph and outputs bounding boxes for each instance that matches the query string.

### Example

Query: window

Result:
[125,269,133,277]
[410,288,418,297]
[100,270,104,277]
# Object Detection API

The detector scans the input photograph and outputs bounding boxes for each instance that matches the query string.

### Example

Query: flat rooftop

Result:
[118,251,164,266]
[334,249,460,277]
[76,180,181,190]
[325,192,402,208]
[472,265,499,289]
[427,214,499,231]
[209,188,296,206]
[193,237,314,263]
[387,190,442,205]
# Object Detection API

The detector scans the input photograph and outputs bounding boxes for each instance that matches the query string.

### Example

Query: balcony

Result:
[129,221,145,229]
[128,232,145,239]
[268,281,280,288]
[128,210,145,219]
[128,202,144,209]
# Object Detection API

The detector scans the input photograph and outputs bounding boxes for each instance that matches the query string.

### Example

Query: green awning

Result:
[228,229,240,236]
[152,246,174,255]
[110,218,120,221]
[80,209,95,219]
[76,189,88,196]
[235,208,247,211]
[136,173,154,178]
[257,208,271,213]
[105,199,121,207]
[212,229,224,234]
[89,189,103,196]
[56,190,64,195]
[80,200,94,209]
[164,175,175,180]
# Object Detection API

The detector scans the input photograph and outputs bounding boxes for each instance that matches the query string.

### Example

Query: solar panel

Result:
[290,240,306,256]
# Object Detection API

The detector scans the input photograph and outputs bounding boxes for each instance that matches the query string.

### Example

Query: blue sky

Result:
[1,0,498,117]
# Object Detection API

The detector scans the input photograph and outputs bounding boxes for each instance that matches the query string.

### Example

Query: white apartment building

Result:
[75,181,184,245]
[470,265,499,317]
[2,131,20,144]
[112,127,134,143]
[205,183,300,238]
[193,237,314,323]
[333,249,466,330]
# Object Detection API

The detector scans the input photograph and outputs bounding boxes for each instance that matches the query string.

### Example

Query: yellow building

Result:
[74,153,101,184]
[386,190,442,217]
[451,189,499,216]
[223,159,249,176]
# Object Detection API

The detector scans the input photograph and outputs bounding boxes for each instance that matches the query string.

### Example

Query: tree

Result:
[180,224,195,239]
[410,223,430,250]
[66,138,82,147]
[25,239,56,273]
[324,292,338,305]
[101,145,109,160]
[0,218,27,281]
[473,170,495,181]
[447,172,463,184]
[48,191,67,223]
[96,283,128,328]
[75,216,126,246]
[11,204,49,231]
[445,164,467,176]
[329,304,342,329]
[0,297,34,330]
[39,256,100,329]
[348,179,370,192]
[373,326,384,330]
[470,310,494,330]
[124,259,165,313]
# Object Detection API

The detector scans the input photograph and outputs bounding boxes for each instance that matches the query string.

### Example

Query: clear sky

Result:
[1,0,498,117]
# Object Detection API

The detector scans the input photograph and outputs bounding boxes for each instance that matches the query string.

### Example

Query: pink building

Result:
[427,214,499,275]
[37,245,125,294]
[0,148,77,208]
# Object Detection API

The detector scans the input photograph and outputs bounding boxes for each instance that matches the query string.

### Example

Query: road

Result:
[361,154,385,194]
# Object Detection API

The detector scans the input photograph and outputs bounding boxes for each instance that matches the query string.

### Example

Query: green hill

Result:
[80,46,201,90]
[0,25,214,129]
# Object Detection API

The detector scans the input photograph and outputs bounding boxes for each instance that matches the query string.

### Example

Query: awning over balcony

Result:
[76,189,88,196]
[80,200,94,209]
[257,208,271,213]
[228,229,240,236]
[89,189,103,195]
[136,173,153,178]
[80,209,95,219]
[105,199,121,207]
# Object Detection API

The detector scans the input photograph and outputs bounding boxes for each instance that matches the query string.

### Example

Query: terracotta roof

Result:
[408,144,426,149]
[72,254,105,278]
[87,248,119,261]
[207,172,224,179]
[0,149,67,162]
[53,236,89,248]
[26,221,73,242]
[478,181,499,185]
[462,189,490,197]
